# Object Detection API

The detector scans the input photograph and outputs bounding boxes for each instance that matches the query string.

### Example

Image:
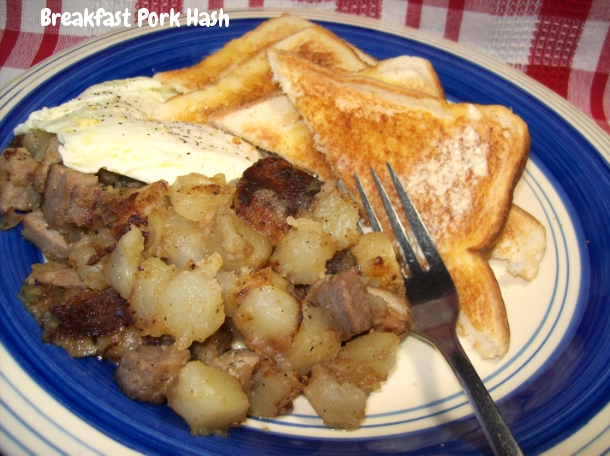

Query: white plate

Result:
[1,9,610,455]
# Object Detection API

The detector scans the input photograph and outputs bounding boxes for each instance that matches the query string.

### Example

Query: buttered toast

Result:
[267,49,530,359]
[148,25,372,124]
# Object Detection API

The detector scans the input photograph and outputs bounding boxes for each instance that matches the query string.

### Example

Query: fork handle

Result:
[434,329,524,456]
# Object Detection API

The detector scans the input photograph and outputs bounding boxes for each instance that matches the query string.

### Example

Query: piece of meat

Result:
[366,287,409,338]
[306,266,372,341]
[191,322,234,364]
[18,284,104,357]
[31,135,62,193]
[41,164,100,229]
[101,180,170,240]
[97,168,145,189]
[18,283,74,327]
[25,261,85,288]
[291,284,310,301]
[0,209,24,230]
[7,135,23,149]
[235,157,322,244]
[115,344,190,404]
[208,348,261,394]
[21,209,69,260]
[0,147,41,225]
[41,164,166,236]
[50,287,133,339]
[325,249,358,275]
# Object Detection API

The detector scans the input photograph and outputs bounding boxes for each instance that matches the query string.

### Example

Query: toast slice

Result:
[149,25,372,124]
[208,53,544,283]
[348,43,378,66]
[207,55,444,180]
[490,204,546,280]
[153,14,314,93]
[268,49,530,359]
[208,91,336,181]
[357,56,444,98]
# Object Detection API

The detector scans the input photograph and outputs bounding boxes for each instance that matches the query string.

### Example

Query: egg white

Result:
[14,77,262,184]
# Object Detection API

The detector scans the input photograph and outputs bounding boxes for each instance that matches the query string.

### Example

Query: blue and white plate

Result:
[1,9,610,455]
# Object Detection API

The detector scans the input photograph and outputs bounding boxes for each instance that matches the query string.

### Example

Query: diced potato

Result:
[104,225,145,299]
[281,303,341,375]
[129,256,177,326]
[233,285,299,339]
[304,364,367,430]
[124,180,171,218]
[310,183,361,249]
[101,325,144,362]
[22,129,54,162]
[158,254,225,349]
[207,205,272,271]
[142,208,165,258]
[169,173,234,223]
[215,269,251,318]
[352,232,405,295]
[129,254,225,350]
[248,362,304,417]
[167,361,249,436]
[156,208,211,269]
[67,230,115,290]
[215,267,289,318]
[343,331,400,379]
[271,217,337,285]
[321,331,400,394]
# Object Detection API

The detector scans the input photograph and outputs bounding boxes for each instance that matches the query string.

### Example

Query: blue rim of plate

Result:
[1,8,609,455]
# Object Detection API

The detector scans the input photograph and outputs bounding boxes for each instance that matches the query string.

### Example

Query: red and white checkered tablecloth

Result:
[1,0,609,135]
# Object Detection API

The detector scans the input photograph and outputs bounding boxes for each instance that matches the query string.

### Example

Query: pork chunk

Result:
[41,164,100,229]
[366,287,409,338]
[25,261,84,288]
[50,287,133,339]
[307,266,372,341]
[21,209,69,260]
[115,344,190,404]
[208,349,261,394]
[0,147,41,227]
[191,322,234,364]
[235,157,322,244]
[101,180,170,240]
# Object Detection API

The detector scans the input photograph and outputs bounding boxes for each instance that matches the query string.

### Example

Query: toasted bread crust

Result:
[208,92,336,181]
[149,25,371,124]
[207,56,446,181]
[358,56,444,99]
[153,14,314,93]
[268,49,530,358]
[490,204,546,280]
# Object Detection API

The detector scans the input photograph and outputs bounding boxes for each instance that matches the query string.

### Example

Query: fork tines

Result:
[354,162,443,278]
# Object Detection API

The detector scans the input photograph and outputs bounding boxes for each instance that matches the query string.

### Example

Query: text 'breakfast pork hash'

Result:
[0,14,542,437]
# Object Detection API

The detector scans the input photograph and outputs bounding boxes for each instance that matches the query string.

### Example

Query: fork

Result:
[355,163,523,456]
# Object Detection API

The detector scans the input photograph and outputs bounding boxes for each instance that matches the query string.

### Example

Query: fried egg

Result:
[14,77,262,184]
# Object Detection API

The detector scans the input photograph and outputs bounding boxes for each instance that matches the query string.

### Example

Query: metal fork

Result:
[355,163,523,456]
